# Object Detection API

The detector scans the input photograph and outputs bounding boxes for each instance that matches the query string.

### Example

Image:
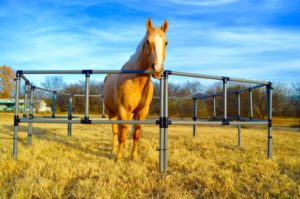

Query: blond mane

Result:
[122,37,147,70]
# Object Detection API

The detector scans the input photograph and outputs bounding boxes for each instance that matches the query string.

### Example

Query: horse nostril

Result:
[152,63,155,70]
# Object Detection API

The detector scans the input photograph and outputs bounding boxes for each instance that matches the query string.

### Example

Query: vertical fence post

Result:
[28,86,34,146]
[158,75,165,173]
[13,72,21,158]
[237,92,241,146]
[23,81,30,118]
[223,77,228,124]
[213,95,216,119]
[68,95,72,137]
[84,72,90,122]
[267,83,273,159]
[249,89,253,120]
[163,71,169,174]
[101,95,106,118]
[192,98,198,136]
[52,91,57,118]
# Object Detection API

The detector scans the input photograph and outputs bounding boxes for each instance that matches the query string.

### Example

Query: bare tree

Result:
[292,81,300,97]
[42,76,65,91]
[59,80,103,113]
[39,76,66,111]
[291,81,300,117]
[185,80,205,96]
[253,87,267,119]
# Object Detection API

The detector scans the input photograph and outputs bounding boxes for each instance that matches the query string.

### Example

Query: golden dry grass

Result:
[0,113,299,198]
[273,117,300,127]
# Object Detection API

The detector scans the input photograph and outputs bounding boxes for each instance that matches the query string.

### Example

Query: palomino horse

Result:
[103,18,168,160]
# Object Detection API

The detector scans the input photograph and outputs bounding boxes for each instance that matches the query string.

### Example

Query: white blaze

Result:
[154,34,164,71]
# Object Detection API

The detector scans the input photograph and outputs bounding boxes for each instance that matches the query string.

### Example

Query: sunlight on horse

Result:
[103,18,168,161]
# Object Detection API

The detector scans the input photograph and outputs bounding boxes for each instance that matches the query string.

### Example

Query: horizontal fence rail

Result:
[169,70,270,85]
[18,69,152,75]
[12,69,273,175]
[19,118,158,124]
[193,84,266,99]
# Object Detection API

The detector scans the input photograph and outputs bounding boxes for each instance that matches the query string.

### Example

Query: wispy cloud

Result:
[0,0,299,86]
[166,20,300,82]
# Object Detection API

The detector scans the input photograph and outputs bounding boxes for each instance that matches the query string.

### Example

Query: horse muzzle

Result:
[152,72,162,79]
[151,64,163,79]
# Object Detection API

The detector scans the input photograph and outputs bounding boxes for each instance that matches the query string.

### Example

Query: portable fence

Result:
[13,69,273,174]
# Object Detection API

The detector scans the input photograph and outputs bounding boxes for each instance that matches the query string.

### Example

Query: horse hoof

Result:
[131,157,137,161]
[111,149,117,155]
[131,154,137,161]
[116,153,122,162]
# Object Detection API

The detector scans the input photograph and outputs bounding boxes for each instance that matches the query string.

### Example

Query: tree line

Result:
[39,75,299,119]
[0,65,299,118]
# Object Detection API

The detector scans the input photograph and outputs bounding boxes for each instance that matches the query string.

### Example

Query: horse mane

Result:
[122,35,146,69]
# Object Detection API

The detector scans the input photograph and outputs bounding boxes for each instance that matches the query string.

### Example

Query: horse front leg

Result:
[132,124,142,160]
[116,106,132,161]
[132,107,149,160]
[116,123,130,160]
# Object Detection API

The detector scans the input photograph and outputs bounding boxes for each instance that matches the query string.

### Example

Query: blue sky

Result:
[0,0,300,86]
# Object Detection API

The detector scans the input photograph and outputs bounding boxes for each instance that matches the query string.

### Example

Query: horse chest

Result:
[117,77,153,112]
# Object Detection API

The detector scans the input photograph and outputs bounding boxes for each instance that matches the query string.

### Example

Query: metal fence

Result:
[12,69,273,174]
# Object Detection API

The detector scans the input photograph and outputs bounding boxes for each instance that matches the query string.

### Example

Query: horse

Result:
[103,18,168,161]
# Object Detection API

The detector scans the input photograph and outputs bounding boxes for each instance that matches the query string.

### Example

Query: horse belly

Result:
[103,75,118,114]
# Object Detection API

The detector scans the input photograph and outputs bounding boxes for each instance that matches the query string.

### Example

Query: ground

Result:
[0,113,299,198]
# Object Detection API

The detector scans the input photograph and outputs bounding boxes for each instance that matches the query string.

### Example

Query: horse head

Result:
[145,18,168,79]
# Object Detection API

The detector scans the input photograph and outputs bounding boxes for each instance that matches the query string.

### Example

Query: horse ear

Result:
[146,18,154,31]
[161,20,168,33]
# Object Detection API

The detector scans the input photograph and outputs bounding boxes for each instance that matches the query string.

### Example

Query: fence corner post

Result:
[13,71,21,158]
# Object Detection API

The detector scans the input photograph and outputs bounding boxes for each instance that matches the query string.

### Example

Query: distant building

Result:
[0,99,24,112]
[0,99,51,112]
[36,100,51,112]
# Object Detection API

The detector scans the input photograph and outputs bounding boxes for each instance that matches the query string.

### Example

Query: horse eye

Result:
[147,40,150,44]
[165,41,168,46]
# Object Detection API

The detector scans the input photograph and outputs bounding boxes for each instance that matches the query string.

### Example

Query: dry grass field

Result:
[0,113,299,198]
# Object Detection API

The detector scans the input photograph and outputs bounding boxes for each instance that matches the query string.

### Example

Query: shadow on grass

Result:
[3,124,113,160]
